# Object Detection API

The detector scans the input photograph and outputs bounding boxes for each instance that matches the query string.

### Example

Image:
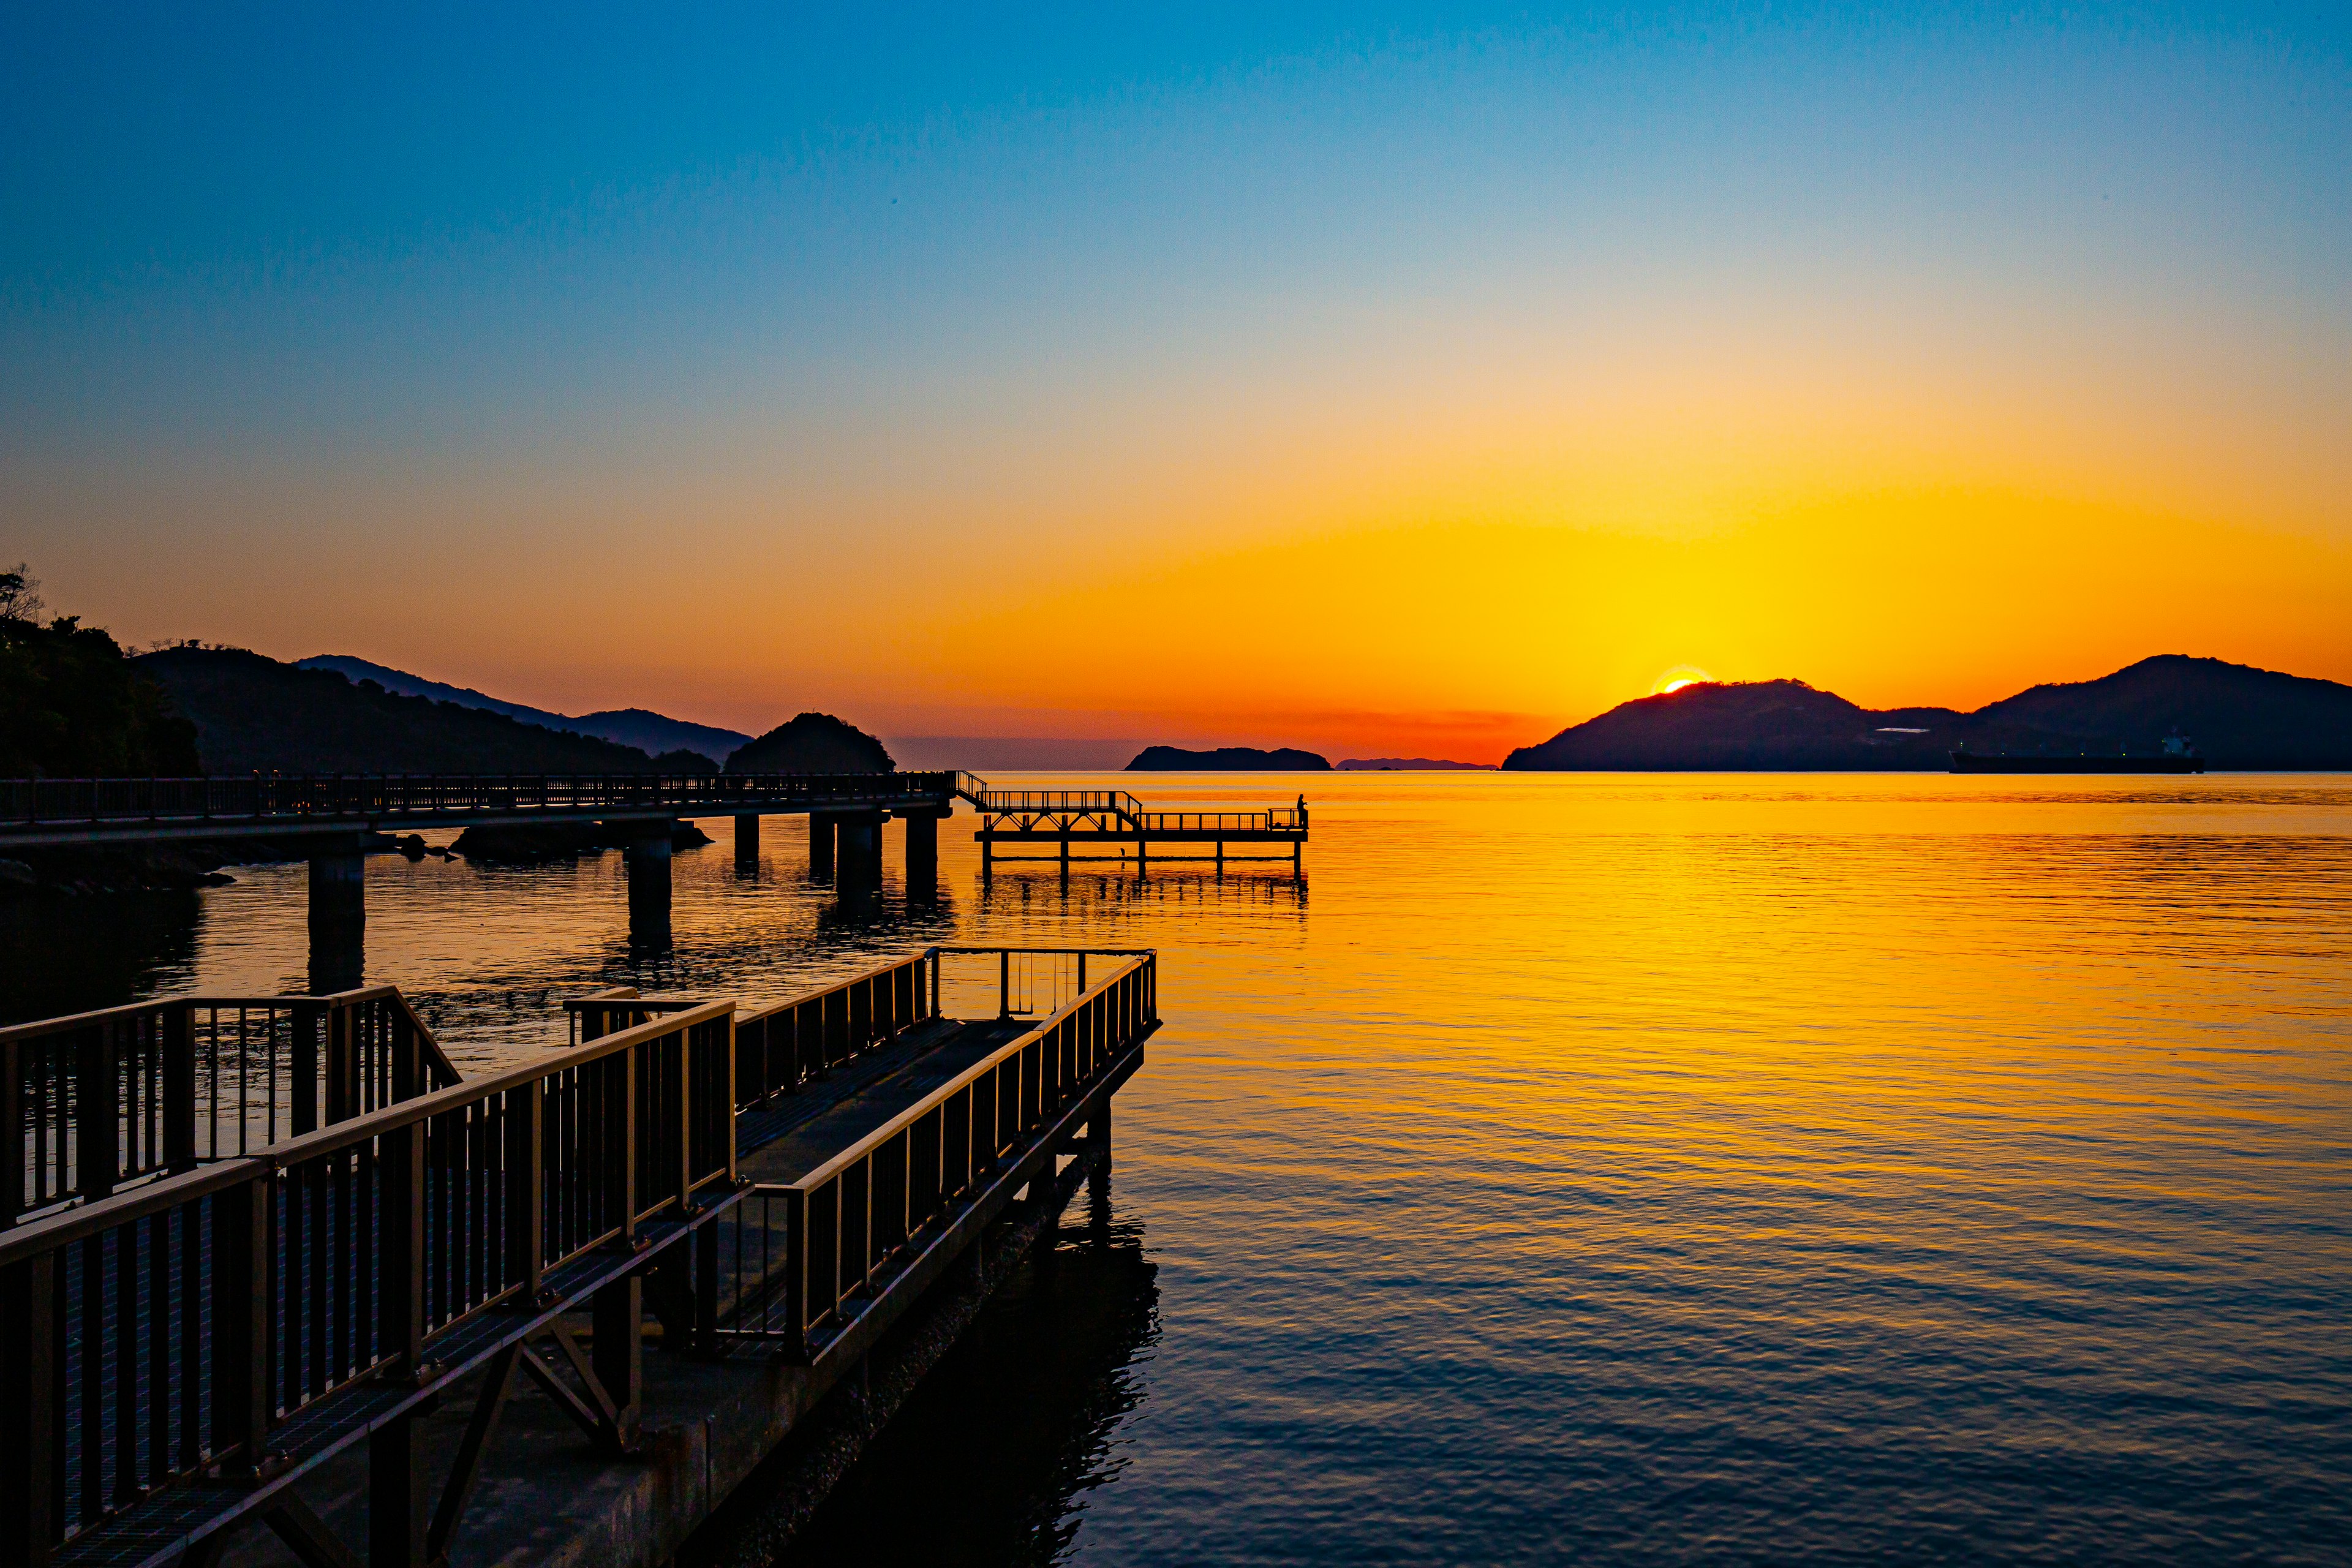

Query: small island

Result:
[1126,745,1332,772]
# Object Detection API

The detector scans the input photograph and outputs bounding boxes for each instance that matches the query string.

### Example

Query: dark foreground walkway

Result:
[2,947,1158,1568]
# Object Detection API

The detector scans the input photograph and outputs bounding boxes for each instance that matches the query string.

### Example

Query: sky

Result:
[4,3,2348,763]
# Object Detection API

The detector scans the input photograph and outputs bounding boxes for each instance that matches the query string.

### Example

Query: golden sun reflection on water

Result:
[35,772,2349,1562]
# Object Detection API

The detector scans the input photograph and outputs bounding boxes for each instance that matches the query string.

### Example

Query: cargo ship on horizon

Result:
[1949,732,2204,775]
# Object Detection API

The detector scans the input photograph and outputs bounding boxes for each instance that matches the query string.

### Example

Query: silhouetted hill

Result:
[1504,657,2352,771]
[298,655,749,764]
[1126,746,1331,771]
[2,568,198,777]
[136,647,668,773]
[1336,757,1494,771]
[1975,657,2352,770]
[724,713,894,774]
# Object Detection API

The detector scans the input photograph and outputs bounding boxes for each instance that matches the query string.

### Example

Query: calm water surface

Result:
[11,774,2350,1564]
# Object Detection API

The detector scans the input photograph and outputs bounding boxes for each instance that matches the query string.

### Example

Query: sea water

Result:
[9,774,2348,1564]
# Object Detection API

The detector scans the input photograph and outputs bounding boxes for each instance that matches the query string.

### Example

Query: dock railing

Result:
[2,988,461,1226]
[567,953,935,1114]
[0,771,968,830]
[0,998,736,1559]
[707,949,1156,1360]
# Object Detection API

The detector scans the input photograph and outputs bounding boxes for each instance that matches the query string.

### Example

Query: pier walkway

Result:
[0,946,1157,1568]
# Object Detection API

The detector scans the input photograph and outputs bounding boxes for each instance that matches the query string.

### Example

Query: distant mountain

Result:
[725,713,895,774]
[1973,656,2352,771]
[138,646,670,774]
[296,655,750,764]
[1126,746,1332,771]
[1336,757,1494,771]
[1503,657,2352,771]
[884,735,1147,771]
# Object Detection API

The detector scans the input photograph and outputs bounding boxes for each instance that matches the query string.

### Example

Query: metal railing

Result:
[707,951,1155,1357]
[0,772,967,829]
[1132,808,1307,834]
[0,999,736,1556]
[567,953,935,1114]
[2,988,461,1226]
[968,791,1307,836]
[969,788,1145,824]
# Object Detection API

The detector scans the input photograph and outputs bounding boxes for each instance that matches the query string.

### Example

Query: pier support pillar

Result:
[808,813,838,879]
[900,809,943,899]
[306,843,366,995]
[369,1412,424,1567]
[1088,1109,1114,1244]
[625,825,673,952]
[835,810,884,891]
[733,813,760,868]
[592,1275,643,1449]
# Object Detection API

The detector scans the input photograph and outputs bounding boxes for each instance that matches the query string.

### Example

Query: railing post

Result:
[163,1002,197,1173]
[213,1175,271,1466]
[291,1003,321,1137]
[615,1043,638,1246]
[75,1023,118,1202]
[381,1123,426,1376]
[1,1042,22,1228]
[324,1001,355,1124]
[999,951,1010,1019]
[391,1004,421,1101]
[778,1186,809,1362]
[0,1253,55,1567]
[669,1028,692,1214]
[503,1080,543,1300]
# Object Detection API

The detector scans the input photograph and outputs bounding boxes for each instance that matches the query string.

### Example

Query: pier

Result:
[972,790,1308,876]
[0,944,1155,1567]
[2,772,1305,982]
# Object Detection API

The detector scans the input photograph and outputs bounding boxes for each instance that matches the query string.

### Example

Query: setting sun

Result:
[1653,666,1713,696]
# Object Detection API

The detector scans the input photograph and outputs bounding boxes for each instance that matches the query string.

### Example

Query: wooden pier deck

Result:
[0,947,1157,1568]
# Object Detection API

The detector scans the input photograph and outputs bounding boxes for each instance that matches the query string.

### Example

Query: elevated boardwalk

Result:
[0,772,974,852]
[0,947,1157,1568]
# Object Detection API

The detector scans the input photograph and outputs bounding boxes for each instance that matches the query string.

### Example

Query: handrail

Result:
[714,949,1157,1357]
[0,997,734,1269]
[568,956,935,1113]
[2,984,461,1224]
[0,997,739,1554]
[794,956,1147,1193]
[0,771,970,829]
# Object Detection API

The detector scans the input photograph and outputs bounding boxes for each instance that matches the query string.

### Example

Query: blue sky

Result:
[4,4,2346,752]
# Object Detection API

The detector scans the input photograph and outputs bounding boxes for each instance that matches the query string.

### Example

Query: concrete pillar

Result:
[835,810,883,891]
[306,846,366,995]
[626,824,673,951]
[733,813,760,868]
[808,813,837,879]
[901,811,941,900]
[1088,1107,1113,1246]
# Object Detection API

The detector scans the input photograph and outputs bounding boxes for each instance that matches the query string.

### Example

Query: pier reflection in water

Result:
[6,774,2347,1564]
[688,1193,1161,1568]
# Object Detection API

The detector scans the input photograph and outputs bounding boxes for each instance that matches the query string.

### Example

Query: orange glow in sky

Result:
[6,11,2349,764]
